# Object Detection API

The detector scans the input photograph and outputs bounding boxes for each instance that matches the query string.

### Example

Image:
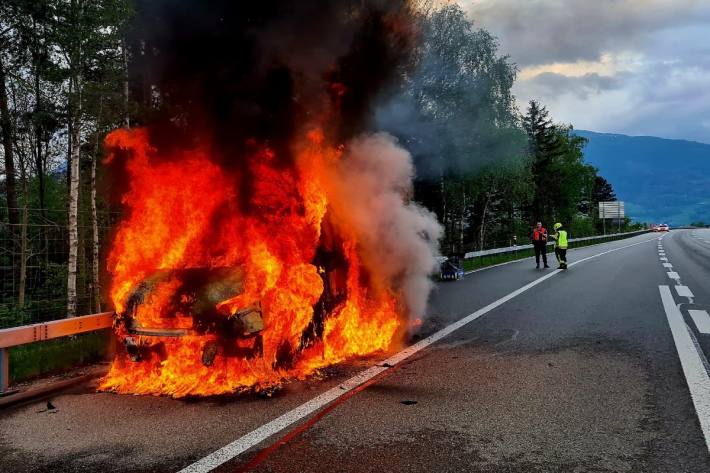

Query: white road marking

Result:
[660,257,668,262]
[690,310,710,334]
[667,271,681,280]
[178,236,658,473]
[659,286,710,454]
[676,285,695,298]
[663,263,673,268]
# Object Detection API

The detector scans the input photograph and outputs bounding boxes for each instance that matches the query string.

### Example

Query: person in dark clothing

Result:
[531,221,549,269]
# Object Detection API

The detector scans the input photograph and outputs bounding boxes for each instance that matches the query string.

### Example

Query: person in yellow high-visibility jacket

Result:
[550,222,568,269]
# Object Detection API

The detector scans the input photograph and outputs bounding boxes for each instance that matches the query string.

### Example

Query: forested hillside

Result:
[576,130,710,225]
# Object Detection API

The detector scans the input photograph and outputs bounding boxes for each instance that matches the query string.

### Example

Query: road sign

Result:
[599,201,625,219]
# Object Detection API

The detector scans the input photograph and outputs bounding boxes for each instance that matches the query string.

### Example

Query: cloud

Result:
[458,0,710,143]
[524,72,627,100]
[515,59,710,142]
[465,0,710,67]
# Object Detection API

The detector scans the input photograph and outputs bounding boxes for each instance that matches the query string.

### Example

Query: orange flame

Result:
[99,127,403,397]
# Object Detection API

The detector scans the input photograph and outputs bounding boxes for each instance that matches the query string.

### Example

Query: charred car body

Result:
[117,220,349,368]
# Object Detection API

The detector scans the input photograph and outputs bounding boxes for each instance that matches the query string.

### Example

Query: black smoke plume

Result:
[125,0,418,165]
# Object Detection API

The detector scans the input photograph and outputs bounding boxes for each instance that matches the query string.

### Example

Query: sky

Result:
[461,0,710,144]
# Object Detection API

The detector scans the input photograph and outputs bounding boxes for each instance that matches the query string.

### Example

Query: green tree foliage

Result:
[0,0,130,324]
[378,4,529,254]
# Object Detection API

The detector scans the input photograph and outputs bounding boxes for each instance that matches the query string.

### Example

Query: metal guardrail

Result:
[0,312,114,395]
[464,230,650,259]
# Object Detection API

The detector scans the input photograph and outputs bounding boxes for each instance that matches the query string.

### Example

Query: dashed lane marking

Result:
[676,285,695,298]
[659,286,710,454]
[667,271,681,280]
[663,263,673,268]
[689,310,710,334]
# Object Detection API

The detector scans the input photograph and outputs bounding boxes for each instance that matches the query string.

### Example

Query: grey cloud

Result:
[460,1,710,143]
[465,0,710,67]
[525,72,627,100]
[515,59,710,143]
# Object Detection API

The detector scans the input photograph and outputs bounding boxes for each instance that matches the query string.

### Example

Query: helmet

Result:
[554,222,562,230]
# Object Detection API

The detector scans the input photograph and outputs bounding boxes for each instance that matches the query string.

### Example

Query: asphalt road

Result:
[2,230,710,473]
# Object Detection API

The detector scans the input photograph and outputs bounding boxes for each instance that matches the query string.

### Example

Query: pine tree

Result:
[522,100,561,225]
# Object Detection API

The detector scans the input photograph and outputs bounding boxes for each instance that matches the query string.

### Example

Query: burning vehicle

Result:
[116,221,350,369]
[119,267,267,365]
[98,0,441,397]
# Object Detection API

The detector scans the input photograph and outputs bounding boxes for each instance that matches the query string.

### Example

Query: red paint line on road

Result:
[231,361,407,472]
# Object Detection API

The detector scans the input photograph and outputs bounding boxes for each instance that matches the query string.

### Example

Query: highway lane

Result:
[2,231,710,472]
[227,230,710,473]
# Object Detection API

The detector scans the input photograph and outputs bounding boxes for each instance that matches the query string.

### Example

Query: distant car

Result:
[658,224,670,232]
[440,258,465,281]
[651,224,659,232]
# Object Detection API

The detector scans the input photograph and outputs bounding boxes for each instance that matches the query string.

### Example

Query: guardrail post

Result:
[0,347,9,395]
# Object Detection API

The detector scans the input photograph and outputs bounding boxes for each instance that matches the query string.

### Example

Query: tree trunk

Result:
[34,71,46,213]
[18,170,29,308]
[479,193,490,250]
[15,119,30,308]
[0,57,19,226]
[122,38,130,128]
[90,97,102,312]
[67,71,82,317]
[459,188,466,253]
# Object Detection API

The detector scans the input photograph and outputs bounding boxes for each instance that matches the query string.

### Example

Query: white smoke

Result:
[324,132,442,318]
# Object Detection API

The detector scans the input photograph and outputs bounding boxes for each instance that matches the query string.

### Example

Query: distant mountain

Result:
[574,130,710,225]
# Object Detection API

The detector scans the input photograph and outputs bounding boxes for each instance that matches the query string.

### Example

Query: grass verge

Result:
[9,330,110,384]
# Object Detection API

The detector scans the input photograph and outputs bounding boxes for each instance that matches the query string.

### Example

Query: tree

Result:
[592,176,616,204]
[0,49,19,227]
[522,100,561,225]
[54,0,130,316]
[379,4,526,253]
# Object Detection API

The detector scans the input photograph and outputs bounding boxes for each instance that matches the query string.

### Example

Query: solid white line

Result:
[659,286,710,453]
[667,271,680,280]
[178,236,657,473]
[676,285,695,298]
[663,263,673,268]
[690,310,710,334]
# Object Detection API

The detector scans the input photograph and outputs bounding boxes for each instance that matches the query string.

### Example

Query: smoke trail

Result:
[126,0,418,160]
[324,133,442,318]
